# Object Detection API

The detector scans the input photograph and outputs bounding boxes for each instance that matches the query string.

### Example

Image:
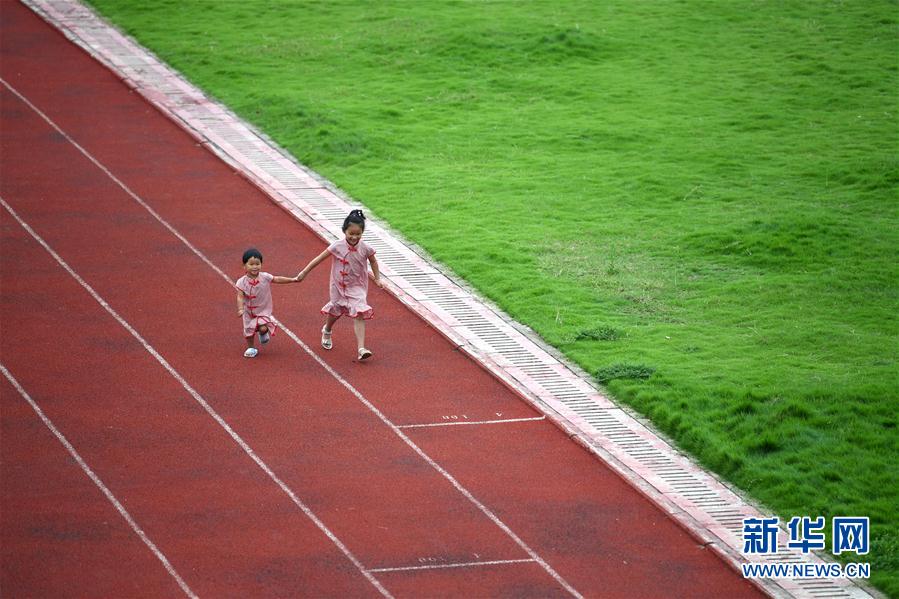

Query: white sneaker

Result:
[358,348,372,361]
[244,347,258,358]
[260,331,271,344]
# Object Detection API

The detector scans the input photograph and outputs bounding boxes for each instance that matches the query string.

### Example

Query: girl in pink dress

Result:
[297,210,383,361]
[235,248,300,358]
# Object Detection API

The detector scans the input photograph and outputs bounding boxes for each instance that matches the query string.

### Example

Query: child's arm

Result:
[369,254,384,288]
[237,290,246,316]
[272,275,300,284]
[296,249,331,281]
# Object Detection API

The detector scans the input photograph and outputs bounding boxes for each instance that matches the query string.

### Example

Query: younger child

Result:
[296,209,383,360]
[236,248,299,358]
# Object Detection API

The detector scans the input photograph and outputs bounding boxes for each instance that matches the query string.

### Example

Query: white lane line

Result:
[0,363,197,599]
[397,416,546,429]
[0,196,392,599]
[0,79,227,281]
[368,558,537,573]
[266,328,581,597]
[1,78,582,598]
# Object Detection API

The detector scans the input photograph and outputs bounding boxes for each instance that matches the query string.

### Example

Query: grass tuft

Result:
[595,363,656,383]
[574,326,622,342]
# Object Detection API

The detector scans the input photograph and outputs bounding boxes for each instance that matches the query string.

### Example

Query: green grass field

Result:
[85,0,898,593]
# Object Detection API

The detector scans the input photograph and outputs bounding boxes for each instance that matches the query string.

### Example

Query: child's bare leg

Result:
[258,324,268,334]
[324,314,339,333]
[353,317,366,350]
[321,314,339,350]
[354,318,372,360]
[246,336,255,349]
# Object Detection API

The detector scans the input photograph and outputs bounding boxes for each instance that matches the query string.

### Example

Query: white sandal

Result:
[244,347,258,358]
[357,347,372,361]
[321,327,333,350]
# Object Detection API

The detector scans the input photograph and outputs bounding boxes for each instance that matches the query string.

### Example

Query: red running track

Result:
[0,2,766,597]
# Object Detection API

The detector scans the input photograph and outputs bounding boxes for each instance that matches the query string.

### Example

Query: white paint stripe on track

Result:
[0,363,197,599]
[1,78,582,597]
[368,558,537,573]
[0,196,392,599]
[273,322,580,597]
[0,79,229,285]
[397,416,546,429]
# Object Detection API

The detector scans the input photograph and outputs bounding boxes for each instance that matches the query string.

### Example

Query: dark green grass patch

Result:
[595,363,656,383]
[86,0,898,593]
[574,326,622,342]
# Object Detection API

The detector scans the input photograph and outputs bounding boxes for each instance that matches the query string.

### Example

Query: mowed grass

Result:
[85,0,898,592]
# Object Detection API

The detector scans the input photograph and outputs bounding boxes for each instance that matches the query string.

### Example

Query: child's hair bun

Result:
[342,209,367,231]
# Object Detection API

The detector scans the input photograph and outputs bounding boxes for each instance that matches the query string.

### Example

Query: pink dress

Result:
[321,239,375,320]
[236,272,277,338]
